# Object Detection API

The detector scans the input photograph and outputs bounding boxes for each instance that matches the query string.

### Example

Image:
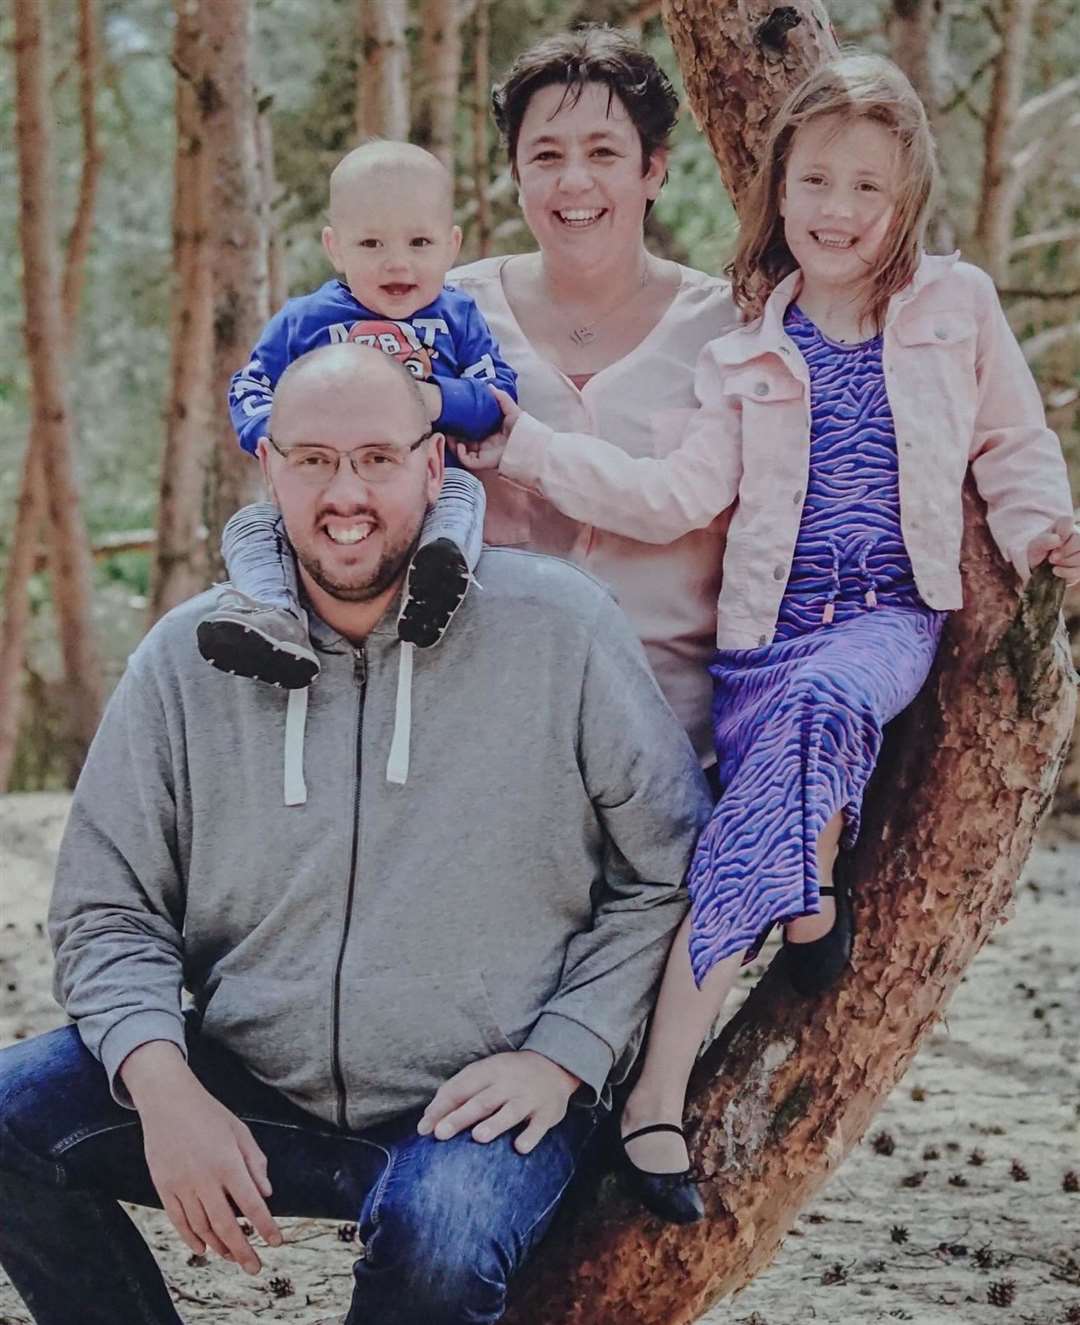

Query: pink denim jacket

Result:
[500,253,1075,649]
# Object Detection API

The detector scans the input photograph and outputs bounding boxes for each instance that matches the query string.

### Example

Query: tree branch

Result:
[1022,320,1080,363]
[999,286,1080,300]
[1011,225,1080,255]
[1015,73,1080,129]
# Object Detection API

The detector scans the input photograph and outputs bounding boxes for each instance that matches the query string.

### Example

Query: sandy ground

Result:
[1,792,1077,1325]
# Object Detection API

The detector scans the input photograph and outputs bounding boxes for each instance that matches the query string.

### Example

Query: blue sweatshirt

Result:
[228,279,518,454]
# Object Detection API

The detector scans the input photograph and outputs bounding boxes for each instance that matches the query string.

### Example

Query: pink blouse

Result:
[450,256,739,759]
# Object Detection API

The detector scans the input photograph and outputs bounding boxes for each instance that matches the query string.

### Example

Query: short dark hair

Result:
[492,24,679,182]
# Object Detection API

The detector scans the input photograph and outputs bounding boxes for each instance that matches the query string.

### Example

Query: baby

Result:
[197,141,516,686]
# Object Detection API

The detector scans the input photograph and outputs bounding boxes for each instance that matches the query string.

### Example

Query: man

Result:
[0,345,710,1325]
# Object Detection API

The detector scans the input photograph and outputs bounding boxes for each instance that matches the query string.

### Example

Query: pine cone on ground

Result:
[987,1279,1017,1307]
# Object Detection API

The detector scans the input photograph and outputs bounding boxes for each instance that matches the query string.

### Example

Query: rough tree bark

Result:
[505,6,1077,1319]
[508,489,1075,1323]
[416,0,462,174]
[148,0,214,624]
[8,0,103,784]
[356,0,411,140]
[660,0,836,208]
[198,0,270,579]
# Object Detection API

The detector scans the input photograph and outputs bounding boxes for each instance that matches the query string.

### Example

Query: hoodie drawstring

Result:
[284,686,309,806]
[386,641,415,785]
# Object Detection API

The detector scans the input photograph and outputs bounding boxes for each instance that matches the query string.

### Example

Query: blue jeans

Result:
[0,1019,598,1325]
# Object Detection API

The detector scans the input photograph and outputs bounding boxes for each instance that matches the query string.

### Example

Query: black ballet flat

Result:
[618,1123,705,1225]
[783,875,854,997]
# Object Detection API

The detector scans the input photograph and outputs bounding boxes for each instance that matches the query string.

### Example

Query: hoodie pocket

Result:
[335,969,519,1116]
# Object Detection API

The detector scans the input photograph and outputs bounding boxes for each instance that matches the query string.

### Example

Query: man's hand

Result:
[1027,516,1080,587]
[417,1050,581,1155]
[121,1042,283,1274]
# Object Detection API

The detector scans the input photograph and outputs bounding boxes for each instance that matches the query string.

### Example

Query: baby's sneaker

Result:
[397,537,471,649]
[196,588,320,688]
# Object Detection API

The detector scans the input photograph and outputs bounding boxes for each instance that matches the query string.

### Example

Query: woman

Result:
[450,26,735,1220]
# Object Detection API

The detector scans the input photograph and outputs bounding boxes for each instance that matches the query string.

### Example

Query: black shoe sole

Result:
[196,619,320,689]
[398,537,470,648]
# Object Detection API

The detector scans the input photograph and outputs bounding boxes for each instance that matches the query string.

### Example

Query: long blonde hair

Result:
[729,53,937,330]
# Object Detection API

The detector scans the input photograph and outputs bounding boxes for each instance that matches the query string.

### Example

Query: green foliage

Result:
[2,0,1078,788]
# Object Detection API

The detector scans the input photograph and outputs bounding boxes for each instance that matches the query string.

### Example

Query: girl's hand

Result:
[1027,516,1080,586]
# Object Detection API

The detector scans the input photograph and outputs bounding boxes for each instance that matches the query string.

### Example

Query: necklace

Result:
[566,262,651,346]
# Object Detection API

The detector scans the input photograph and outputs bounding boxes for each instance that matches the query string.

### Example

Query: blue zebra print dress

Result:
[686,304,947,984]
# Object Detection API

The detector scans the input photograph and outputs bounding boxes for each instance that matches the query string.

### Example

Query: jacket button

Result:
[934,326,947,340]
[773,564,786,580]
[758,634,768,646]
[793,489,803,503]
[754,381,769,396]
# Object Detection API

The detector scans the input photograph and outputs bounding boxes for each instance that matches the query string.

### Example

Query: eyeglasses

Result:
[266,431,433,488]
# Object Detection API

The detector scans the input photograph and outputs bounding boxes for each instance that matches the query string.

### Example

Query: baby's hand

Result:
[453,434,506,471]
[1026,516,1080,586]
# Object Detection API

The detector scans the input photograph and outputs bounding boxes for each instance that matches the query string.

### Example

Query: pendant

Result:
[570,326,596,346]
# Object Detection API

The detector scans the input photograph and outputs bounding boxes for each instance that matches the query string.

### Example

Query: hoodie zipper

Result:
[331,645,367,1129]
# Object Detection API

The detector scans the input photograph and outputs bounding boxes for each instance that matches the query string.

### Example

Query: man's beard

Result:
[295,517,422,604]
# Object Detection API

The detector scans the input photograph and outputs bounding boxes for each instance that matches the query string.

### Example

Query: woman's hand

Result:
[453,388,522,471]
[1027,516,1080,586]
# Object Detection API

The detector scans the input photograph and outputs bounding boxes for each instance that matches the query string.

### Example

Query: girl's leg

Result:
[621,913,745,1173]
[785,809,844,943]
[398,470,486,648]
[196,502,320,688]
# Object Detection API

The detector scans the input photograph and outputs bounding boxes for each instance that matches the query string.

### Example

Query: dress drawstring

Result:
[821,536,879,625]
[822,538,841,625]
[856,537,879,608]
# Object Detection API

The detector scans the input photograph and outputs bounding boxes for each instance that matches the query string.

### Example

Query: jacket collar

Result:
[711,250,961,365]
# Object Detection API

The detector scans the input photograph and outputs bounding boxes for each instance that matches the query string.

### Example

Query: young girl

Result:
[461,52,1080,1223]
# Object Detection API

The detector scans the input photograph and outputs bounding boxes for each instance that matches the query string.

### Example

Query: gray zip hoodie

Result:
[49,548,710,1131]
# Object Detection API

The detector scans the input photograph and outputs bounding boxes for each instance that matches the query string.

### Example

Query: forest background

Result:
[0,0,1078,794]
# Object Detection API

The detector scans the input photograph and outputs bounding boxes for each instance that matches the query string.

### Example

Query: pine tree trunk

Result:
[506,9,1076,1318]
[356,0,411,140]
[972,0,1039,283]
[417,0,462,175]
[471,0,492,258]
[887,0,955,251]
[10,0,103,782]
[660,0,837,206]
[198,0,269,581]
[148,0,214,624]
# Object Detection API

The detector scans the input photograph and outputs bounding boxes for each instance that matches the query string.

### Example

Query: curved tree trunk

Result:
[660,0,837,205]
[508,505,1075,1321]
[508,8,1076,1320]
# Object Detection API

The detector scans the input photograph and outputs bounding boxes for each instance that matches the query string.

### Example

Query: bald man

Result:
[0,346,709,1325]
[202,141,518,691]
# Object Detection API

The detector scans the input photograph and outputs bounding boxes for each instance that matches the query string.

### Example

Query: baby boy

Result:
[198,141,516,686]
